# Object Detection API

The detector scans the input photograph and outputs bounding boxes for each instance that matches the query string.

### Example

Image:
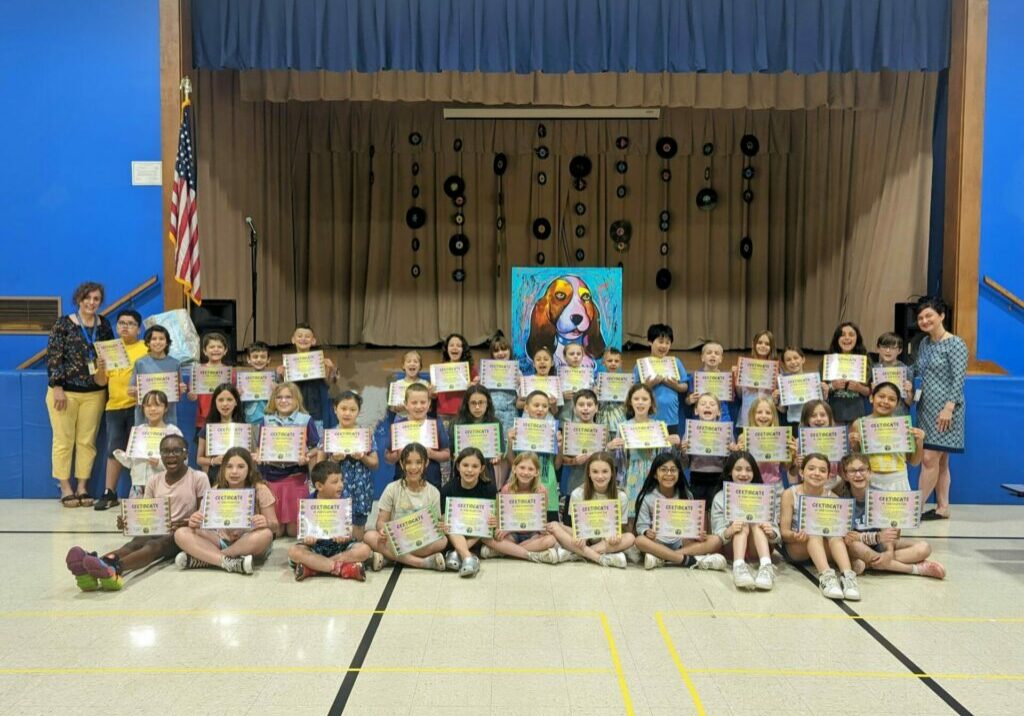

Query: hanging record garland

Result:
[532,124,551,265]
[696,141,718,211]
[610,133,631,255]
[655,136,677,290]
[406,131,425,279]
[739,133,759,260]
[569,153,592,263]
[446,137,468,283]
[493,152,508,277]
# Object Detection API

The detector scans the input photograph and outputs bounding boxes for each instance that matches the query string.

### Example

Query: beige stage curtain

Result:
[195,70,935,350]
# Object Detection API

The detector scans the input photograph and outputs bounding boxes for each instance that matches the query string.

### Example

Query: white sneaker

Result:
[427,553,447,571]
[459,555,480,578]
[624,545,643,565]
[527,547,559,565]
[555,546,580,563]
[480,545,500,559]
[691,554,728,571]
[840,570,861,601]
[754,563,776,591]
[370,552,385,572]
[732,562,755,589]
[599,552,627,569]
[819,569,843,600]
[445,549,462,572]
[112,449,132,469]
[644,553,665,570]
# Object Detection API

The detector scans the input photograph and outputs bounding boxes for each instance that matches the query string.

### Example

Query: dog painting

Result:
[512,267,622,370]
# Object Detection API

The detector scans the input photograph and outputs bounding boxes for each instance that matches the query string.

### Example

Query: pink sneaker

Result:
[916,560,946,579]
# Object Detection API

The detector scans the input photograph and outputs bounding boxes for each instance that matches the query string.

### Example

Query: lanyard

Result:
[75,312,99,357]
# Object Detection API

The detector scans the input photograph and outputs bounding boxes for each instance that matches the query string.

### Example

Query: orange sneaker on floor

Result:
[916,560,946,579]
[335,562,366,582]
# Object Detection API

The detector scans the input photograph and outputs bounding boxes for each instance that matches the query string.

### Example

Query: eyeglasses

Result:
[845,467,869,475]
[657,466,680,474]
[159,447,186,455]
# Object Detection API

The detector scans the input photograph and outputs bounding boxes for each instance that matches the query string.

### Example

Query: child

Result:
[386,349,431,426]
[826,321,871,425]
[780,453,860,600]
[557,343,590,423]
[111,390,184,495]
[633,454,727,570]
[595,346,628,437]
[873,333,913,416]
[776,346,827,430]
[242,341,274,425]
[517,346,559,413]
[548,452,635,567]
[791,399,844,491]
[385,383,450,490]
[174,446,277,574]
[64,434,208,591]
[325,391,377,535]
[848,382,925,491]
[197,383,246,485]
[733,330,776,428]
[633,324,688,434]
[711,452,781,590]
[685,340,733,423]
[439,447,498,577]
[738,397,797,496]
[278,323,337,431]
[433,333,477,426]
[841,453,945,579]
[487,335,519,439]
[560,389,601,495]
[187,331,229,437]
[508,390,563,520]
[678,393,732,509]
[288,460,371,581]
[449,385,506,484]
[364,443,448,571]
[257,382,321,537]
[479,452,559,563]
[129,325,187,426]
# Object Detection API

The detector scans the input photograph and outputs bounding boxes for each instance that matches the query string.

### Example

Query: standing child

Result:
[633,454,727,570]
[826,322,871,425]
[780,453,861,600]
[559,389,601,495]
[433,333,477,427]
[112,390,184,495]
[364,443,448,571]
[848,382,925,491]
[679,394,733,509]
[187,332,230,437]
[791,399,844,491]
[439,447,498,577]
[508,390,563,520]
[686,340,733,423]
[517,346,559,414]
[241,341,275,425]
[595,346,628,437]
[386,349,431,427]
[733,330,776,428]
[738,397,797,496]
[556,343,590,423]
[197,383,246,485]
[711,452,781,590]
[325,391,377,536]
[174,447,277,575]
[129,325,187,426]
[288,460,371,581]
[449,385,506,484]
[776,346,828,430]
[278,323,337,431]
[487,336,519,439]
[479,452,559,564]
[385,383,450,490]
[873,333,913,416]
[633,324,688,434]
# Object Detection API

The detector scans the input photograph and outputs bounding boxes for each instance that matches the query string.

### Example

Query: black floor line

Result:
[794,563,974,716]
[329,565,403,716]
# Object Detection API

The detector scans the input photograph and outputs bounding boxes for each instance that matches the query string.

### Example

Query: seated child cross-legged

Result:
[480,452,559,564]
[439,447,498,578]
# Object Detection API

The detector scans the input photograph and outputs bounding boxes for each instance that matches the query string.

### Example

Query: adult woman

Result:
[46,281,113,507]
[913,296,968,520]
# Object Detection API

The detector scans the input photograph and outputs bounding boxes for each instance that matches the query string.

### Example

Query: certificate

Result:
[865,489,922,529]
[323,427,372,455]
[558,366,595,393]
[497,492,547,532]
[512,417,558,454]
[257,425,305,463]
[744,427,791,463]
[283,350,326,382]
[693,371,734,402]
[571,499,622,540]
[390,420,439,451]
[387,378,425,407]
[859,416,915,454]
[125,425,166,459]
[724,482,775,523]
[562,422,607,456]
[822,353,868,383]
[778,373,823,406]
[385,508,443,556]
[596,373,632,403]
[636,356,681,383]
[479,359,519,391]
[797,495,854,537]
[684,420,734,457]
[737,357,778,390]
[519,375,564,406]
[871,365,909,389]
[235,370,275,401]
[429,362,471,393]
[297,498,352,540]
[190,364,232,395]
[94,339,130,371]
[798,426,849,462]
[619,420,670,450]
[206,422,254,456]
[445,497,495,538]
[652,498,705,540]
[202,488,255,529]
[136,371,179,403]
[454,423,502,459]
[120,497,172,536]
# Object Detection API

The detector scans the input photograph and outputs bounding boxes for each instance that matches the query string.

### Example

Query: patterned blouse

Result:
[46,315,114,392]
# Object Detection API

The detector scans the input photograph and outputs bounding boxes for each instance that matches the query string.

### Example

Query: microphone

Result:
[245,216,257,235]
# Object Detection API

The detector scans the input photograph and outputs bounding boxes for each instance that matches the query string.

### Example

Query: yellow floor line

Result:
[0,607,601,620]
[659,610,1024,624]
[598,612,636,716]
[0,665,613,676]
[688,666,1024,682]
[654,611,706,716]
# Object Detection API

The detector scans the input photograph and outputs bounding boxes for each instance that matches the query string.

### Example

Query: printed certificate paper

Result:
[454,423,502,459]
[120,497,171,536]
[445,497,495,538]
[429,362,471,393]
[860,416,915,455]
[571,499,622,540]
[619,421,670,450]
[778,373,823,406]
[479,359,519,391]
[724,482,775,523]
[652,499,705,540]
[297,498,353,539]
[737,357,778,390]
[798,426,849,462]
[191,364,232,395]
[283,350,326,382]
[323,428,372,455]
[94,339,130,371]
[636,356,681,383]
[685,420,734,457]
[202,489,255,530]
[235,370,275,401]
[865,489,922,529]
[497,493,546,532]
[387,378,427,407]
[872,365,909,389]
[596,373,632,403]
[206,422,254,456]
[390,420,439,451]
[258,425,305,462]
[126,425,166,459]
[744,427,791,462]
[558,366,595,393]
[822,354,868,383]
[385,509,443,556]
[693,371,734,402]
[136,371,179,403]
[512,418,558,454]
[519,375,564,406]
[797,495,854,536]
[562,422,607,456]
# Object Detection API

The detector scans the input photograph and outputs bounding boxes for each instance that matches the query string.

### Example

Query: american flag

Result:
[169,98,201,304]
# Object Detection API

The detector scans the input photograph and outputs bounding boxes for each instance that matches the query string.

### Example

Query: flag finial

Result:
[179,77,192,102]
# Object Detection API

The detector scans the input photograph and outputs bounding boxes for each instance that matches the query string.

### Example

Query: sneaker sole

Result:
[81,555,115,580]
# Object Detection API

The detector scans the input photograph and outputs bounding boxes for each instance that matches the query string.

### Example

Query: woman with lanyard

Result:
[46,281,114,507]
[913,296,969,521]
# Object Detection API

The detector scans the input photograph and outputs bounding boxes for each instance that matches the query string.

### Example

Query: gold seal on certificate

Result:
[737,357,778,390]
[744,426,791,462]
[191,364,233,395]
[497,493,546,532]
[136,371,180,403]
[822,353,868,383]
[445,497,495,538]
[323,427,372,455]
[429,362,471,393]
[596,373,632,403]
[385,508,444,556]
[126,425,166,459]
[519,375,564,406]
[257,425,305,463]
[387,378,425,407]
[202,489,255,529]
[798,426,849,462]
[865,489,922,529]
[235,370,275,401]
[283,350,326,382]
[778,373,823,406]
[297,498,353,540]
[871,365,909,389]
[859,415,915,454]
[94,339,131,371]
[652,498,705,540]
[558,366,595,393]
[619,420,670,450]
[454,423,501,459]
[684,420,733,456]
[693,371,734,402]
[390,420,439,451]
[120,497,171,536]
[571,499,622,540]
[562,422,607,456]
[797,495,854,536]
[636,356,681,383]
[206,422,254,456]
[724,482,775,523]
[479,359,519,391]
[512,417,558,454]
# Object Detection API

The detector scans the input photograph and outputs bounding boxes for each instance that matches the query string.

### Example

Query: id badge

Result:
[88,360,97,375]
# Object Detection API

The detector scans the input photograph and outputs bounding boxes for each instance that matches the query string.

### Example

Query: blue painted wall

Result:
[977,1,1024,374]
[0,0,164,369]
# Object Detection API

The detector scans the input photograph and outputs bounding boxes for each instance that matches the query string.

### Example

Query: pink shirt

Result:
[144,467,210,523]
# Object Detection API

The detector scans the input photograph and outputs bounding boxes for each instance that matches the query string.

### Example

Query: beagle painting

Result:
[527,274,606,368]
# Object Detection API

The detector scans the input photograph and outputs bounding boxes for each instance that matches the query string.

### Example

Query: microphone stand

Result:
[248,223,258,343]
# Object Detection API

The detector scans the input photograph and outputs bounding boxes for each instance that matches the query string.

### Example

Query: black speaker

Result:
[190,299,238,363]
[894,301,951,360]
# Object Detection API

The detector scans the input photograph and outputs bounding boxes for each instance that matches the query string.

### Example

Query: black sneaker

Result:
[93,490,119,511]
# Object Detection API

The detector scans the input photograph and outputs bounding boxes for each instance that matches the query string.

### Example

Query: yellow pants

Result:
[45,387,106,482]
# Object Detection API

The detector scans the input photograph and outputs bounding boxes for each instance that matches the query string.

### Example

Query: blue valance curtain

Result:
[191,0,950,75]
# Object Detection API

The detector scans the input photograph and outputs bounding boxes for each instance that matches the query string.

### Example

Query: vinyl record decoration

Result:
[611,133,630,255]
[696,141,718,211]
[655,135,676,290]
[494,152,508,278]
[739,133,759,260]
[407,131,425,279]
[447,148,468,283]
